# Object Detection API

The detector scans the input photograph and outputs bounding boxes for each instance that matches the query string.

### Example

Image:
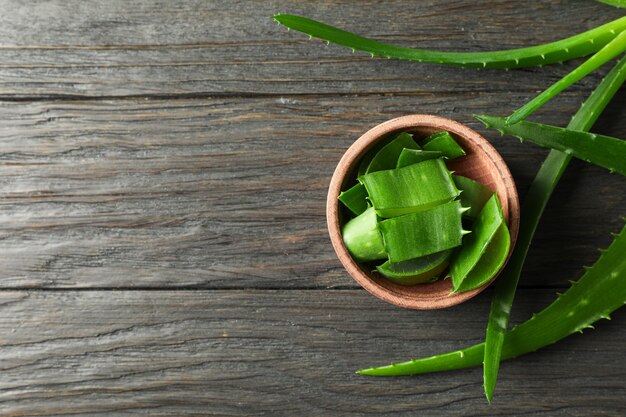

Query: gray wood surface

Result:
[0,0,624,415]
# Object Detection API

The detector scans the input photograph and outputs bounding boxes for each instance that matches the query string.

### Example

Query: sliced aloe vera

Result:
[364,132,420,174]
[453,175,494,219]
[379,200,465,263]
[421,131,466,159]
[338,182,368,216]
[450,194,506,292]
[455,223,510,293]
[376,250,451,285]
[341,207,386,262]
[361,159,460,218]
[396,149,444,168]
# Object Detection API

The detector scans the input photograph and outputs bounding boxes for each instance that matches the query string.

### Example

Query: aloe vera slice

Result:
[421,131,466,159]
[454,223,510,293]
[396,149,444,168]
[341,207,386,262]
[361,159,460,218]
[453,175,494,219]
[476,115,626,176]
[364,132,420,174]
[338,182,368,216]
[450,194,506,292]
[376,250,451,285]
[379,200,465,263]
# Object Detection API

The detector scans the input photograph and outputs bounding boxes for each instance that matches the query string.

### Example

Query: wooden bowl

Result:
[327,114,520,309]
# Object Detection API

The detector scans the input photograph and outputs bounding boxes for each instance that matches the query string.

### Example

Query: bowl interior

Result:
[328,115,519,309]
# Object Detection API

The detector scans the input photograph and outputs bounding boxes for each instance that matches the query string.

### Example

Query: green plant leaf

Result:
[396,149,444,168]
[361,159,460,218]
[341,207,386,262]
[479,53,626,401]
[450,194,507,292]
[338,182,369,216]
[421,131,466,159]
[453,175,494,219]
[477,115,626,176]
[506,29,626,124]
[365,132,420,174]
[376,250,451,285]
[273,14,626,69]
[596,0,626,8]
[357,222,626,376]
[379,200,465,263]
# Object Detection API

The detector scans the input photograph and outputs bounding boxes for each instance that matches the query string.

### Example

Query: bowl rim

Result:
[326,114,520,310]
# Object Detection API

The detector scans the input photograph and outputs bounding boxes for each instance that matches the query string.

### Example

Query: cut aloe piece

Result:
[376,250,451,285]
[450,194,507,292]
[455,223,510,293]
[379,200,466,263]
[361,158,460,218]
[421,131,466,159]
[363,132,421,174]
[341,207,386,262]
[453,175,494,219]
[338,182,368,216]
[396,149,444,168]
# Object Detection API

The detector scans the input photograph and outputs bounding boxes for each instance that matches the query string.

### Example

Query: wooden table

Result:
[1,1,624,415]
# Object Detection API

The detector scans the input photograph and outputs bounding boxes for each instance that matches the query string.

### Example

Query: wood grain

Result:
[0,0,622,98]
[0,0,625,414]
[0,289,623,416]
[0,95,623,289]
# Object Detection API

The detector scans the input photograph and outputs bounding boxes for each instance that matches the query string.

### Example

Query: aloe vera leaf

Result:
[361,159,460,218]
[453,175,494,219]
[421,131,466,159]
[456,223,510,293]
[355,52,626,393]
[480,54,626,400]
[341,207,386,262]
[450,194,506,292]
[338,182,369,216]
[365,132,420,174]
[596,0,626,8]
[477,115,626,176]
[506,29,626,125]
[379,200,466,263]
[396,149,444,168]
[376,250,451,285]
[273,14,626,69]
[357,222,626,376]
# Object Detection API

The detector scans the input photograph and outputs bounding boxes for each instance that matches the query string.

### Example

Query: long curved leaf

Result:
[273,14,626,69]
[357,221,626,376]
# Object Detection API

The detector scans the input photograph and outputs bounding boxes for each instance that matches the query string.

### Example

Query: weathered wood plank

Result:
[0,289,623,416]
[0,0,622,97]
[0,95,624,289]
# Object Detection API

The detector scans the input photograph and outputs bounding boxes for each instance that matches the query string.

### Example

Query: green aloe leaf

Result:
[361,159,460,218]
[596,0,626,8]
[506,29,626,125]
[357,221,626,376]
[396,149,444,168]
[476,115,626,176]
[450,194,508,292]
[273,14,626,69]
[453,175,494,219]
[341,207,386,262]
[376,250,451,285]
[364,132,420,174]
[338,182,369,216]
[421,131,466,159]
[379,200,466,263]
